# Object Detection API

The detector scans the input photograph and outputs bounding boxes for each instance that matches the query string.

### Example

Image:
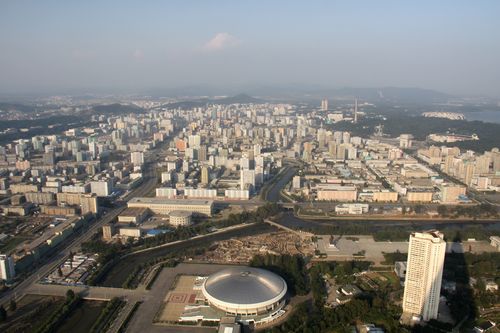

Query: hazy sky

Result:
[1,1,499,96]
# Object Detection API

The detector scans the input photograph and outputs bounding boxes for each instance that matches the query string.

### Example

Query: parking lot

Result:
[315,235,496,265]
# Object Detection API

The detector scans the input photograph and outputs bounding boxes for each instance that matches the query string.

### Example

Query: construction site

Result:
[198,230,315,263]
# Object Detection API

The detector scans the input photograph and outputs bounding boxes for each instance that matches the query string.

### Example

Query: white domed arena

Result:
[201,267,287,322]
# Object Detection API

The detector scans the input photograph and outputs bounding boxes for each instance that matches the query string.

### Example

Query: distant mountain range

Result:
[311,87,453,103]
[148,86,454,104]
[91,103,146,115]
[0,102,38,113]
[0,88,462,115]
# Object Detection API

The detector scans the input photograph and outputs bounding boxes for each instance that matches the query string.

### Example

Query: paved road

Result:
[125,222,257,256]
[263,219,312,239]
[26,283,147,301]
[126,263,241,333]
[108,300,139,333]
[0,153,160,307]
[315,235,497,265]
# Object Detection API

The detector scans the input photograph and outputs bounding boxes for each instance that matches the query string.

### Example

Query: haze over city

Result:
[1,1,500,97]
[0,2,500,333]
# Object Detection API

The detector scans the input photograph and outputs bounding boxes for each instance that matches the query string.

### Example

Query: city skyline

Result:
[0,2,499,332]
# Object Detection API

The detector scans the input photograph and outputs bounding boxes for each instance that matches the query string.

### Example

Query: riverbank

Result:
[98,223,277,288]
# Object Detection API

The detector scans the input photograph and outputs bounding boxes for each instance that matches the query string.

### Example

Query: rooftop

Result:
[203,267,287,305]
[128,197,213,205]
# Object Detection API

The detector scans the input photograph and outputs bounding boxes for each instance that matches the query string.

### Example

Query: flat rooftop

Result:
[119,207,149,216]
[128,197,213,205]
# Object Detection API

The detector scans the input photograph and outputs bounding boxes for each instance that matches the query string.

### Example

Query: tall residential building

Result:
[90,179,113,197]
[43,151,56,165]
[317,127,326,149]
[353,99,358,123]
[253,144,261,157]
[464,162,474,186]
[130,151,144,166]
[402,231,446,322]
[201,166,209,185]
[198,145,208,162]
[320,98,328,111]
[80,194,99,214]
[240,169,256,190]
[188,134,201,148]
[102,224,116,240]
[493,152,500,172]
[0,254,16,281]
[292,176,301,189]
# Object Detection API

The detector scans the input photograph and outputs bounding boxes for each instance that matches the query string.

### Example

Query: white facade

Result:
[225,189,250,200]
[156,187,177,198]
[119,227,142,238]
[130,151,144,166]
[161,171,172,183]
[240,169,256,189]
[292,176,301,189]
[169,210,192,226]
[184,188,217,199]
[201,267,287,318]
[128,197,213,216]
[334,203,369,215]
[62,184,89,194]
[0,254,15,281]
[188,134,201,148]
[403,231,446,322]
[90,179,113,196]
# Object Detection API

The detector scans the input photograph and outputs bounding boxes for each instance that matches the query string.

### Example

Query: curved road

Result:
[0,152,159,307]
[265,166,297,203]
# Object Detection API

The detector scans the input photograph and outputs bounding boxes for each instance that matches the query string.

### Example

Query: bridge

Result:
[263,219,313,239]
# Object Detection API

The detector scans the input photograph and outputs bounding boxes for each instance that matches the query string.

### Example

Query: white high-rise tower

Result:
[354,99,358,123]
[402,230,446,322]
[320,99,329,111]
[0,254,15,281]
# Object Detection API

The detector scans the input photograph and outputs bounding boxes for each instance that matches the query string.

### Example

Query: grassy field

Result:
[0,294,65,333]
[359,272,401,291]
[0,235,31,253]
[55,300,107,333]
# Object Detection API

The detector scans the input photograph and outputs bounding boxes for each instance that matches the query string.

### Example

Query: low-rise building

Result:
[102,224,116,240]
[127,197,213,216]
[394,261,407,286]
[117,207,150,224]
[406,191,433,202]
[317,187,357,202]
[335,203,369,215]
[119,227,142,238]
[489,236,500,251]
[169,210,192,227]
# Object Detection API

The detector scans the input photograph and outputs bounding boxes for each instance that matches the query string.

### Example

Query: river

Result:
[266,167,297,202]
[276,211,500,231]
[99,223,277,287]
[463,110,500,124]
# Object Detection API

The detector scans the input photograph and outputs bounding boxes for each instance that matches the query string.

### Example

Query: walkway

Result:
[25,283,148,302]
[264,219,313,239]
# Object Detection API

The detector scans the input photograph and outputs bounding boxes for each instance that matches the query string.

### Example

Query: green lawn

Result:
[0,235,31,252]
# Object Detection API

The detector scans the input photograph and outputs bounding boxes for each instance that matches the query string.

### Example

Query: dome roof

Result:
[202,267,287,306]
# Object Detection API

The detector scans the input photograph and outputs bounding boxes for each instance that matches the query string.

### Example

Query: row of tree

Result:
[266,265,404,333]
[437,203,498,218]
[89,297,123,333]
[136,203,281,249]
[250,254,308,295]
[33,290,81,333]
